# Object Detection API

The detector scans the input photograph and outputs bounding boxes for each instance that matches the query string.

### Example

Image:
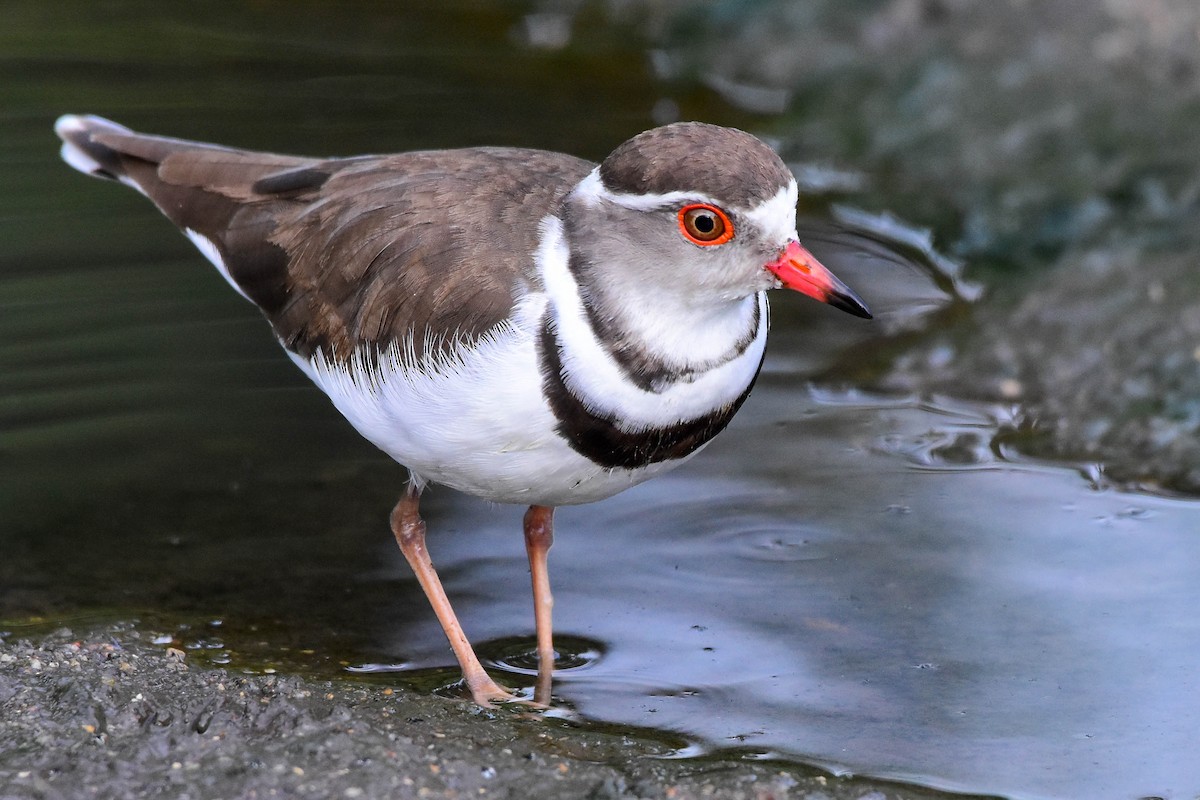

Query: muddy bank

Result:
[0,626,969,800]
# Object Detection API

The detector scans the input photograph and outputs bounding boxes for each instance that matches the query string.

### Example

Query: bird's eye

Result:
[679,204,734,246]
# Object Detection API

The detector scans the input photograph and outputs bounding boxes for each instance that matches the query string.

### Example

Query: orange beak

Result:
[765,240,872,319]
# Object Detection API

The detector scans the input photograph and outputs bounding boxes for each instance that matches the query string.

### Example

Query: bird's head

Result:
[565,121,871,320]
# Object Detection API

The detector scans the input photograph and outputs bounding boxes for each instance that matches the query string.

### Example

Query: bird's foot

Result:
[464,673,558,710]
[465,672,519,708]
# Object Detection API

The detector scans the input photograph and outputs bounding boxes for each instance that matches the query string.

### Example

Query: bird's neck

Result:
[577,268,760,390]
[536,213,764,396]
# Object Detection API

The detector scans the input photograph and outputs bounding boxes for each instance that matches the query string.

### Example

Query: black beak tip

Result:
[829,289,873,320]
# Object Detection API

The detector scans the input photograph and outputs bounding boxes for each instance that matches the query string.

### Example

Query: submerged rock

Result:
[884,239,1200,492]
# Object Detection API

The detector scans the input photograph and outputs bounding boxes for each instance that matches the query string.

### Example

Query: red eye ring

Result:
[678,203,734,246]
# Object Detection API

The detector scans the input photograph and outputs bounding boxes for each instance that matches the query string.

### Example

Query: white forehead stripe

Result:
[742,180,799,244]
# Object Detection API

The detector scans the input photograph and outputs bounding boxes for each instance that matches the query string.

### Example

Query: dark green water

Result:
[5,3,1200,799]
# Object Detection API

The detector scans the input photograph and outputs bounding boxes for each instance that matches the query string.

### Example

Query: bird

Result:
[54,114,871,706]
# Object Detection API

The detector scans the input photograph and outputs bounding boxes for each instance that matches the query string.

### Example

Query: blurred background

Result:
[4,2,1200,798]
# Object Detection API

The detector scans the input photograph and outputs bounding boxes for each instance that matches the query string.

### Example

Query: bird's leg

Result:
[390,484,513,706]
[523,504,556,706]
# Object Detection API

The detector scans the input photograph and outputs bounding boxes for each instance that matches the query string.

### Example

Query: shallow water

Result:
[327,386,1199,800]
[5,3,1200,800]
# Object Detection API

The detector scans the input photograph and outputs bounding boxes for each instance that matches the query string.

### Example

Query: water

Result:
[5,3,1200,799]
[321,386,1199,800]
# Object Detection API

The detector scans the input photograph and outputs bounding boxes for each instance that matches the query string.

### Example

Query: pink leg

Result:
[390,485,512,706]
[523,505,556,705]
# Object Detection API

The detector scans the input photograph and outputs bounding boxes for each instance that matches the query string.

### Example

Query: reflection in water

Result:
[481,634,607,676]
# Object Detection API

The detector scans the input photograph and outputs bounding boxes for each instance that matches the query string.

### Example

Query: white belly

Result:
[287,305,693,507]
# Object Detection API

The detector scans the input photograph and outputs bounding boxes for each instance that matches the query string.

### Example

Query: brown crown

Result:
[598,122,792,208]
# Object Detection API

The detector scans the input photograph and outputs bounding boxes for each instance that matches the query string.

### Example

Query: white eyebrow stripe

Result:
[572,167,799,239]
[571,167,727,211]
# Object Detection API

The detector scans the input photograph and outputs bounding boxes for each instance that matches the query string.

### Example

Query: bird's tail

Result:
[55,114,134,181]
[54,114,313,199]
[54,114,324,310]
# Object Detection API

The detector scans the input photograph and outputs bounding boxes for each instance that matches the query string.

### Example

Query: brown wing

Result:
[59,116,593,363]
